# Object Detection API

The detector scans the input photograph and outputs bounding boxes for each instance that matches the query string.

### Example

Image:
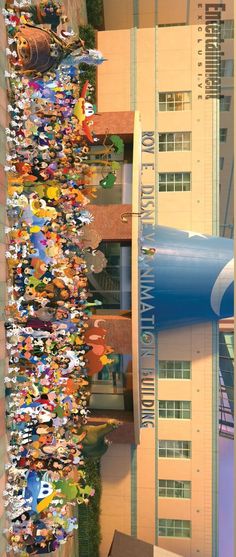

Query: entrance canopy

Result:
[108,531,183,557]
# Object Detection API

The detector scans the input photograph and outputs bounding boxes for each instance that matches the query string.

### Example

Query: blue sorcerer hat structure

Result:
[140,225,234,331]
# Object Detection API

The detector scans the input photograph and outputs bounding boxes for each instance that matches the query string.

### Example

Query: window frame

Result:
[220,59,234,77]
[221,20,234,40]
[158,479,191,499]
[220,157,224,170]
[159,91,192,112]
[220,96,231,111]
[158,440,191,459]
[158,400,191,420]
[158,519,191,538]
[220,128,228,142]
[159,360,191,380]
[159,132,191,152]
[158,172,191,192]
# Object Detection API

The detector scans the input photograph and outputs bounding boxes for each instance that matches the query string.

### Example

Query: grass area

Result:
[86,0,104,30]
[78,459,102,557]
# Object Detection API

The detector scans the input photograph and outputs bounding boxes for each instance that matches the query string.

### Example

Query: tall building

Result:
[82,2,234,557]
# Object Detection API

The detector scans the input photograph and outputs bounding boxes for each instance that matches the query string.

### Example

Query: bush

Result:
[79,25,96,104]
[79,24,96,49]
[86,0,104,30]
[78,459,102,557]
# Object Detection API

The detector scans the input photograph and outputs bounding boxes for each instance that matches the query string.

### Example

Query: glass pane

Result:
[175,141,182,151]
[159,488,166,497]
[167,488,173,497]
[159,527,166,536]
[183,441,190,449]
[167,101,174,111]
[175,184,182,191]
[159,185,166,192]
[183,361,190,368]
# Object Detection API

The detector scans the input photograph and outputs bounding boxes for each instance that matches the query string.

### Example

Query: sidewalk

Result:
[63,0,87,34]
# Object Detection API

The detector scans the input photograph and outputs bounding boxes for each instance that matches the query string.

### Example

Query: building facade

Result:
[86,2,234,556]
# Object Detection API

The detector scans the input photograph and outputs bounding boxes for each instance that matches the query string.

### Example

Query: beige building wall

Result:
[102,0,234,238]
[97,21,218,557]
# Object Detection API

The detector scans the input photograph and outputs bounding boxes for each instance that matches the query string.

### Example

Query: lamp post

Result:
[120,211,142,223]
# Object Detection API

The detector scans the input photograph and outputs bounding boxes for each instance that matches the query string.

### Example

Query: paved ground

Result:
[63,0,87,33]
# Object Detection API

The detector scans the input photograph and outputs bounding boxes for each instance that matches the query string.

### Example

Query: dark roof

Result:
[108,531,153,557]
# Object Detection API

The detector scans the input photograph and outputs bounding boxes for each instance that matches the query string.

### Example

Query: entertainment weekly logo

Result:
[197,3,226,99]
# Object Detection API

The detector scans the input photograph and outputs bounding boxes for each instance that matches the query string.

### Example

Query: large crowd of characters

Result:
[2,1,117,554]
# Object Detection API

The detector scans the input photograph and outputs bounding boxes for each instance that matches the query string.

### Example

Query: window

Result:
[220,157,224,170]
[158,440,191,459]
[158,480,191,499]
[88,241,131,310]
[221,20,234,39]
[159,132,191,152]
[158,519,191,538]
[220,128,228,142]
[159,92,191,111]
[158,172,191,192]
[159,401,191,419]
[221,59,234,77]
[159,360,191,379]
[89,354,133,411]
[220,96,231,111]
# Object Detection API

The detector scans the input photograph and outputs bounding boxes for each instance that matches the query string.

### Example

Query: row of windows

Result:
[159,479,191,499]
[158,19,234,39]
[159,519,191,538]
[159,441,191,459]
[158,91,232,111]
[159,401,191,420]
[158,19,233,39]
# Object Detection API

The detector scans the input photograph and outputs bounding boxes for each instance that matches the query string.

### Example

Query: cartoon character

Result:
[73,81,95,143]
[84,320,114,376]
[23,471,57,513]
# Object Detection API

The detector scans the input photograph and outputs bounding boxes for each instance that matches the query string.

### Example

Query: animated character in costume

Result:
[15,24,85,74]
